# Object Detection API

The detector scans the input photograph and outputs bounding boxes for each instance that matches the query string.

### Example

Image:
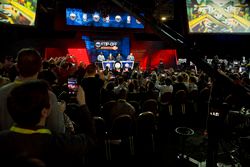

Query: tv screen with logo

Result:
[0,0,38,26]
[186,0,250,33]
[66,8,144,29]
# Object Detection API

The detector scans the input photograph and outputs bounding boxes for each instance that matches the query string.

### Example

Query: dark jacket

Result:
[0,105,96,167]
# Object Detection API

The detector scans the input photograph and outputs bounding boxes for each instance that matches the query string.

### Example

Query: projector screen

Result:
[0,0,38,26]
[66,8,144,29]
[186,0,250,33]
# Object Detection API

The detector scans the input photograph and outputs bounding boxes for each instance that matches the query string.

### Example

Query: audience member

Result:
[0,48,65,133]
[102,88,136,129]
[81,63,104,116]
[0,80,96,166]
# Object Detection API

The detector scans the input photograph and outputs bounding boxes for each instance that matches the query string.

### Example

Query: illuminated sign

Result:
[66,8,144,29]
[94,40,119,50]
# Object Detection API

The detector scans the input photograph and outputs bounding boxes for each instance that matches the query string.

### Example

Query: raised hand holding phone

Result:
[76,86,86,106]
[68,77,79,96]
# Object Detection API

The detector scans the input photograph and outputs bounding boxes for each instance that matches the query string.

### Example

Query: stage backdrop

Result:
[82,35,130,62]
[44,37,177,70]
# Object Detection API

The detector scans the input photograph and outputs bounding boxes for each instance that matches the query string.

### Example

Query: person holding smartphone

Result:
[0,80,96,166]
[68,77,79,96]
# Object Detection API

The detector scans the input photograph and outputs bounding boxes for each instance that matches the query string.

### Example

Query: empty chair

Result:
[198,87,211,129]
[128,100,141,115]
[160,92,173,116]
[141,99,159,116]
[173,90,188,127]
[127,92,141,102]
[108,114,135,160]
[101,100,116,114]
[136,111,157,154]
[93,116,110,161]
[187,89,199,127]
[99,100,116,128]
[160,92,173,104]
[93,116,107,144]
[173,90,187,114]
[188,89,199,110]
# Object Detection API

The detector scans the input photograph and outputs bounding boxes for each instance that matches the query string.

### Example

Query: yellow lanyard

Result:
[10,126,51,135]
[14,80,23,84]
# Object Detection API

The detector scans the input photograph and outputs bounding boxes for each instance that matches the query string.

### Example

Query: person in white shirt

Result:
[97,52,105,62]
[127,53,135,61]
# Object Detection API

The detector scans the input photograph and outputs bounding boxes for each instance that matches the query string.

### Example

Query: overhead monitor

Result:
[0,0,38,26]
[186,0,250,33]
[66,8,144,29]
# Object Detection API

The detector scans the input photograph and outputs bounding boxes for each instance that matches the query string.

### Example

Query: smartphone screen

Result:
[68,77,78,96]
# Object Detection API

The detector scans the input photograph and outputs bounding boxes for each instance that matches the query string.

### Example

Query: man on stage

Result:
[127,52,135,61]
[107,53,115,61]
[97,52,105,62]
[116,53,123,61]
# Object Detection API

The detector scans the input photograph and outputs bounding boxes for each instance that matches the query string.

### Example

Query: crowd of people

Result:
[0,48,249,166]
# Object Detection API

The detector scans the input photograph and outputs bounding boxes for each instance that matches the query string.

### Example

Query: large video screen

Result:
[186,0,250,33]
[66,8,144,29]
[0,0,38,26]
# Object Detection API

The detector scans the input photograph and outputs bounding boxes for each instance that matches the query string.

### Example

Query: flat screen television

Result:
[186,0,250,33]
[66,8,144,29]
[0,0,38,26]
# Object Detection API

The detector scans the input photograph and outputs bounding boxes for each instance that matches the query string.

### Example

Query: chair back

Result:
[100,100,116,120]
[160,92,173,104]
[137,111,156,135]
[93,116,107,139]
[199,87,210,103]
[136,111,157,153]
[142,99,158,115]
[174,90,187,104]
[110,114,134,139]
[128,100,141,115]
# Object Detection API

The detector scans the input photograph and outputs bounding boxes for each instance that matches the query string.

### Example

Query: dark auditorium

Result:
[0,0,250,167]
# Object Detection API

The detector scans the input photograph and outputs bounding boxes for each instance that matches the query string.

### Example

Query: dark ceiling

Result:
[37,0,179,39]
[38,0,176,20]
[1,0,249,58]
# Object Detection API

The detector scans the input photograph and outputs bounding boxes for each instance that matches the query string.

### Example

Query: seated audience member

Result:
[38,61,58,87]
[155,77,173,97]
[142,80,159,102]
[0,48,65,133]
[100,81,116,104]
[0,80,96,166]
[114,76,128,95]
[102,88,136,129]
